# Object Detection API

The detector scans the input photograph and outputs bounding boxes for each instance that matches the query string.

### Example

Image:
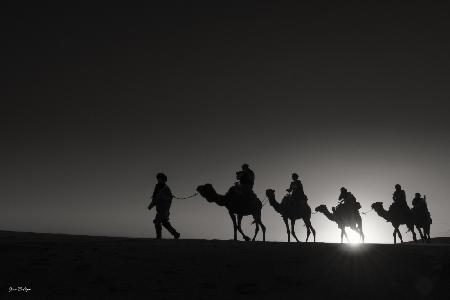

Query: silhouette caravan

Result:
[315,187,364,243]
[147,169,434,245]
[148,173,180,240]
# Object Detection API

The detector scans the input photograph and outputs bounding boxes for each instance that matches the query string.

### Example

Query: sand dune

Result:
[1,230,449,299]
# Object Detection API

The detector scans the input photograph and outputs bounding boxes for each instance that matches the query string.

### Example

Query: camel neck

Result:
[374,206,391,222]
[322,207,335,222]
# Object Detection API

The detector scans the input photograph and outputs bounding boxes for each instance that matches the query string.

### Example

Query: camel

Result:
[371,202,421,244]
[411,205,432,243]
[265,189,316,242]
[315,204,365,243]
[196,184,266,241]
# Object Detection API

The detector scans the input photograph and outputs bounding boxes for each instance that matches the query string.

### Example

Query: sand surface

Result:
[1,231,449,299]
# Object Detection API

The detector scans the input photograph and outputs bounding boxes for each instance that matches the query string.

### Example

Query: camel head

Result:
[265,189,275,199]
[196,184,217,202]
[371,202,391,222]
[371,202,384,212]
[315,204,328,213]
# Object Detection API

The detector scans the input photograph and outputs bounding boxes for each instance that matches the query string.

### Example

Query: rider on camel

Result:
[234,164,257,201]
[336,187,359,215]
[286,173,307,202]
[393,184,408,209]
[412,192,432,223]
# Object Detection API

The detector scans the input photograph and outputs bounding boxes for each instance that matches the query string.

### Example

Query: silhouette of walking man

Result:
[148,173,180,239]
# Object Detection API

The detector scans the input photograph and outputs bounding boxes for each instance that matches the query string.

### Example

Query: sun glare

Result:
[348,241,361,248]
[346,230,362,245]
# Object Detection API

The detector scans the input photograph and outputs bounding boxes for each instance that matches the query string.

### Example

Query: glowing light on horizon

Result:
[346,228,363,244]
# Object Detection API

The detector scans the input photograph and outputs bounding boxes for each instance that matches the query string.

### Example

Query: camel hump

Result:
[412,205,432,224]
[389,202,412,223]
[226,185,261,212]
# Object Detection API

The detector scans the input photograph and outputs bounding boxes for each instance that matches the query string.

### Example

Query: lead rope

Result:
[261,198,269,207]
[361,208,373,215]
[172,192,198,200]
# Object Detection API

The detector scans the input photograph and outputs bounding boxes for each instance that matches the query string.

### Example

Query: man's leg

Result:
[161,212,180,239]
[153,216,163,239]
[162,220,180,239]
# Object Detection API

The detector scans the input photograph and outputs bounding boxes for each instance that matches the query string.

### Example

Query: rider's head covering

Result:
[156,173,168,182]
[292,173,299,179]
[415,192,421,197]
[395,184,401,190]
[339,187,347,200]
[242,163,249,170]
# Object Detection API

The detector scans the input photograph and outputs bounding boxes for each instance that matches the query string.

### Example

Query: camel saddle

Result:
[227,185,259,211]
[281,194,308,215]
[389,202,411,223]
[334,201,361,221]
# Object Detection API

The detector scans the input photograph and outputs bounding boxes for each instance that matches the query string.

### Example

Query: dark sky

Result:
[2,2,450,242]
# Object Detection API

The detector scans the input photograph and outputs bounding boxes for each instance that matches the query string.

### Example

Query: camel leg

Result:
[393,226,402,244]
[398,228,404,243]
[290,219,300,242]
[252,221,259,242]
[425,224,431,242]
[311,225,316,243]
[305,225,311,242]
[357,227,365,243]
[237,215,250,241]
[304,219,313,242]
[423,227,429,242]
[229,211,238,241]
[410,225,417,242]
[357,220,364,243]
[252,212,265,242]
[256,221,266,242]
[416,226,425,243]
[283,217,291,242]
[251,213,262,241]
[343,230,349,243]
[259,219,266,242]
[359,228,364,243]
